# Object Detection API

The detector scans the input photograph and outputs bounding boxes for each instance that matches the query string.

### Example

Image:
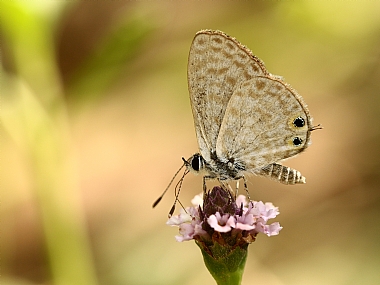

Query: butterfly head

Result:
[183,153,207,175]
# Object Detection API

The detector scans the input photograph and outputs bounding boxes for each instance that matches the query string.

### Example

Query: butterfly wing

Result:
[188,30,268,162]
[215,76,312,174]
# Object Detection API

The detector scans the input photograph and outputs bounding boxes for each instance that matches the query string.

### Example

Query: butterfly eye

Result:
[293,117,305,128]
[191,154,202,171]
[292,137,303,146]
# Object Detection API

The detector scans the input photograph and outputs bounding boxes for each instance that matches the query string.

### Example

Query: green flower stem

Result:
[197,241,248,285]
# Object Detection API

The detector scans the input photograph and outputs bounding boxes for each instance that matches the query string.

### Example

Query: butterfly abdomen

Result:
[258,163,306,185]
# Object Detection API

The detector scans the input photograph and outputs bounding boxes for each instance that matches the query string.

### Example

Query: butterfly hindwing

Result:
[216,76,311,172]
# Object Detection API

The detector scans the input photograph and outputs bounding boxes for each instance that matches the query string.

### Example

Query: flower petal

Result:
[191,194,203,207]
[235,222,255,230]
[175,223,196,241]
[207,214,233,232]
[264,222,283,236]
[166,209,192,225]
[235,195,247,207]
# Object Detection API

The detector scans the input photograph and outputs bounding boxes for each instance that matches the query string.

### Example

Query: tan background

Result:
[2,1,380,284]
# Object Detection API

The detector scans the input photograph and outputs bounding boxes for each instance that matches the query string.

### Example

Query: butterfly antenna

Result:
[152,162,186,208]
[169,169,189,217]
[310,124,323,131]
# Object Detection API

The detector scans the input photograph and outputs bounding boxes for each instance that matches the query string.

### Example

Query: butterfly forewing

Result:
[188,30,268,162]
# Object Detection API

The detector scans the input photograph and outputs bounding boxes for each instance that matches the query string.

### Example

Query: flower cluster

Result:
[166,186,283,285]
[167,186,282,244]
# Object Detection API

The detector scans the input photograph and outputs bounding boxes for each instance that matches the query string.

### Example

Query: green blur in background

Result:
[1,1,380,285]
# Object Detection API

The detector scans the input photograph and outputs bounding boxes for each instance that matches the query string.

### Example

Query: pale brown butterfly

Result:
[153,30,320,214]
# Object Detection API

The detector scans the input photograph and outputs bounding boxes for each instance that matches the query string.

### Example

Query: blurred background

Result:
[2,1,380,285]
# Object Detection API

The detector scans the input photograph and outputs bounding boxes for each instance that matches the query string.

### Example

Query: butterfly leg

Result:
[242,176,251,200]
[233,176,250,200]
[218,179,235,197]
[203,176,214,194]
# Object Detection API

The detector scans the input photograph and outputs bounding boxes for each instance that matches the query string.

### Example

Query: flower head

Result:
[167,186,283,285]
[167,186,282,244]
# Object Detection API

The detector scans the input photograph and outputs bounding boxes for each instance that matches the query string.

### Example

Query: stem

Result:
[197,241,248,285]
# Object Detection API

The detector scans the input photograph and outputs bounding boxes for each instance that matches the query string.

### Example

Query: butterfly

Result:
[153,30,320,213]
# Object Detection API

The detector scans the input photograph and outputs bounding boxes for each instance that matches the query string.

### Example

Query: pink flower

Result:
[207,212,236,232]
[167,186,282,243]
[166,199,207,242]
